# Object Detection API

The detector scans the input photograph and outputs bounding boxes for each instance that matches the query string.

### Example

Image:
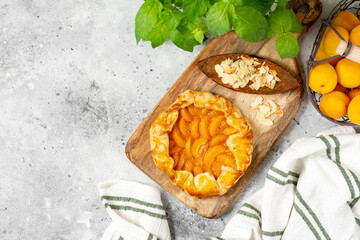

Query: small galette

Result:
[150,90,253,198]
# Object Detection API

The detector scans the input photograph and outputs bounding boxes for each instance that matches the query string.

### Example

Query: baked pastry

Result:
[150,90,253,198]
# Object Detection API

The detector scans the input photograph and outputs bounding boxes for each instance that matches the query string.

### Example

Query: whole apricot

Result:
[315,48,328,61]
[336,59,360,88]
[350,25,360,46]
[331,11,360,32]
[309,63,337,94]
[323,26,349,57]
[348,95,360,124]
[347,89,360,100]
[319,91,350,119]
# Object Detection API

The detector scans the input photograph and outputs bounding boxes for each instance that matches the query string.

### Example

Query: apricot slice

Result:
[211,162,223,179]
[172,152,179,167]
[194,166,203,176]
[204,145,226,168]
[199,116,211,139]
[190,118,200,138]
[219,121,230,133]
[185,137,193,159]
[209,115,226,137]
[184,159,195,172]
[202,108,211,115]
[172,127,186,148]
[209,135,228,147]
[208,110,224,120]
[216,154,237,169]
[179,117,190,137]
[188,105,203,116]
[212,161,223,179]
[180,108,192,122]
[224,127,238,135]
[169,146,182,155]
[175,152,186,170]
[191,138,208,158]
[205,166,215,176]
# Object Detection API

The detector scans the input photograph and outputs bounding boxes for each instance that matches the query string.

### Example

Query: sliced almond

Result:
[215,64,224,75]
[259,66,266,74]
[259,117,274,126]
[249,81,261,90]
[267,99,279,110]
[250,96,263,108]
[259,105,271,114]
[215,56,280,90]
[226,67,237,74]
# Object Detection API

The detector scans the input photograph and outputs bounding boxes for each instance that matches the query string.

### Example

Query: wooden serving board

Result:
[126,0,322,218]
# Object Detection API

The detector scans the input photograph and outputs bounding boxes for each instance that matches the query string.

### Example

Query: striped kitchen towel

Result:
[98,180,171,240]
[218,126,360,240]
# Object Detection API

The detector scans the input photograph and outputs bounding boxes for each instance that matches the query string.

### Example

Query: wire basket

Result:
[307,0,360,126]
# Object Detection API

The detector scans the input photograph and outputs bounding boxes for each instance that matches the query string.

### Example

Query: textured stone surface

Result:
[0,0,358,239]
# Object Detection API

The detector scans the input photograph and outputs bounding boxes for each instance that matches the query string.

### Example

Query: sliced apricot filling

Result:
[168,104,239,179]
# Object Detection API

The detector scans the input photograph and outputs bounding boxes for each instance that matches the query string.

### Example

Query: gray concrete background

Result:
[0,0,356,239]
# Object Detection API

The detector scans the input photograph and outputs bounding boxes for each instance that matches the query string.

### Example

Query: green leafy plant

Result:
[135,0,302,59]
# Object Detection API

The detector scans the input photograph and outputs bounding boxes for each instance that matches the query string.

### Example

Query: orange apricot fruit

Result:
[348,95,360,124]
[331,11,360,32]
[319,91,350,119]
[350,25,360,46]
[347,89,360,100]
[309,63,337,94]
[336,58,360,88]
[322,26,349,57]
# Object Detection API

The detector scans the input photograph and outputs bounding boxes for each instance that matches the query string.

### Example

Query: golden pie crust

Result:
[150,90,253,198]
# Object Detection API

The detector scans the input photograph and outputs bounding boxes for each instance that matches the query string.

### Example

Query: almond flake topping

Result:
[215,56,281,90]
[250,97,283,126]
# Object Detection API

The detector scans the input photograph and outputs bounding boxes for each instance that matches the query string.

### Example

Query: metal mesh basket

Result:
[306,0,360,126]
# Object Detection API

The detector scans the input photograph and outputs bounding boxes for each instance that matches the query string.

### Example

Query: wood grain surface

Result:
[125,0,322,218]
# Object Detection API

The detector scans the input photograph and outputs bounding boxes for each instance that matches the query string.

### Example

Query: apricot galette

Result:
[150,90,253,198]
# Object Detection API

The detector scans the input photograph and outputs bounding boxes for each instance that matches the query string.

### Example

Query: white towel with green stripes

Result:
[219,126,360,240]
[98,180,171,240]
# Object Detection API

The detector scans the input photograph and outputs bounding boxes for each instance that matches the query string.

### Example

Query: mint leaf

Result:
[189,18,206,44]
[206,1,235,36]
[169,18,200,51]
[160,0,171,7]
[227,0,244,7]
[268,6,292,34]
[268,7,302,35]
[170,30,199,52]
[162,6,183,31]
[233,6,268,42]
[172,0,183,8]
[183,0,210,23]
[242,0,275,14]
[289,10,303,33]
[144,20,169,48]
[210,0,221,4]
[276,32,299,59]
[135,0,163,43]
[278,0,290,6]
